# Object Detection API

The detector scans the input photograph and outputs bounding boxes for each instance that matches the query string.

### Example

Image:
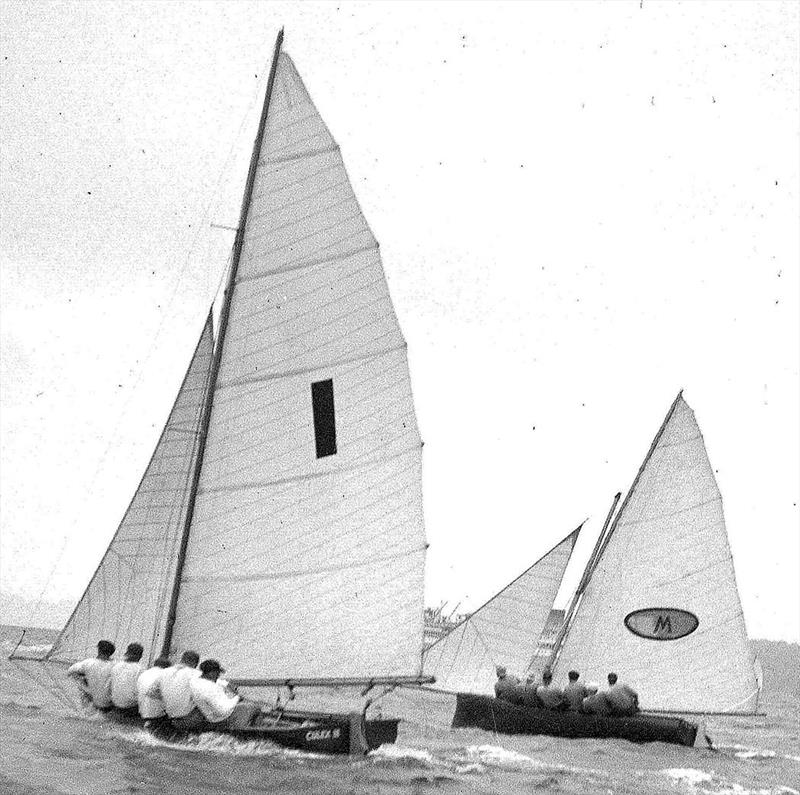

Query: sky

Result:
[1,1,797,642]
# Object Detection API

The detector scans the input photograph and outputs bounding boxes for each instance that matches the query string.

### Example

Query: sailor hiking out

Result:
[136,656,171,724]
[67,642,262,732]
[110,643,144,713]
[187,659,261,730]
[67,640,116,709]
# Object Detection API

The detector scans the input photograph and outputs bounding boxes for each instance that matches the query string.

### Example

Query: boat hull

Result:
[452,692,698,747]
[106,708,399,755]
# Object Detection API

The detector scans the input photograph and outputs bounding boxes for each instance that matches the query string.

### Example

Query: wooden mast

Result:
[160,29,285,657]
[548,391,685,672]
[546,492,620,671]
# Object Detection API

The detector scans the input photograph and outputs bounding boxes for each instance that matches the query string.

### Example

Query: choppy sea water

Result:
[1,626,798,794]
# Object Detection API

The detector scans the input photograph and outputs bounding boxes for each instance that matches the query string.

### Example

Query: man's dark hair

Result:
[608,672,618,685]
[542,670,553,684]
[199,659,222,676]
[125,643,144,662]
[180,650,200,667]
[153,657,171,669]
[97,640,115,657]
[568,670,579,682]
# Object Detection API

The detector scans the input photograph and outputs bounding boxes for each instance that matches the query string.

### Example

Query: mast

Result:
[546,492,620,670]
[160,29,285,657]
[548,393,684,671]
[591,390,683,568]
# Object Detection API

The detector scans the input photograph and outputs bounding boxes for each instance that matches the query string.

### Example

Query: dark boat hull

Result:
[107,708,399,755]
[452,692,698,747]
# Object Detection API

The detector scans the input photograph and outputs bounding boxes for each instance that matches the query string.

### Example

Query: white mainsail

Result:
[423,528,579,695]
[168,50,427,682]
[46,316,214,665]
[553,393,760,713]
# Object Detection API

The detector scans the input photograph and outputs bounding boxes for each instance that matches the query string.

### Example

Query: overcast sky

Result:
[1,1,797,641]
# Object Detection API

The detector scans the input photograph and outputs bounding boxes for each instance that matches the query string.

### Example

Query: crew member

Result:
[519,673,542,708]
[535,669,565,710]
[158,650,201,722]
[67,640,116,709]
[137,656,171,724]
[604,672,639,716]
[186,659,261,730]
[110,642,144,713]
[564,670,588,712]
[581,682,610,715]
[494,665,521,703]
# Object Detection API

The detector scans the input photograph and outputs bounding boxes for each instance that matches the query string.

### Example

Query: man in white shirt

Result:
[187,659,260,730]
[67,640,116,709]
[159,650,201,720]
[137,656,171,724]
[110,642,144,712]
[605,672,639,716]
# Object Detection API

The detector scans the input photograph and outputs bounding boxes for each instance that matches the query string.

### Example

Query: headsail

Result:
[423,528,580,695]
[45,315,214,665]
[168,48,427,682]
[553,394,760,713]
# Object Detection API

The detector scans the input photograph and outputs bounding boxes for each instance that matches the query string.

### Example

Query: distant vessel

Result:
[11,29,431,755]
[434,393,762,745]
[551,393,761,715]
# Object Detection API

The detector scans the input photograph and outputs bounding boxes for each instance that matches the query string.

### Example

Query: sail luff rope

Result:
[159,29,285,658]
[546,493,621,672]
[550,392,685,673]
[591,391,684,575]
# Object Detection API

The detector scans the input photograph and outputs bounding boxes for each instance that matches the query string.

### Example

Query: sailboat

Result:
[10,30,432,755]
[443,392,762,746]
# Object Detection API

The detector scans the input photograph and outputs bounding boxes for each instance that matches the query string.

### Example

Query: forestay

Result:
[554,394,760,713]
[46,317,214,665]
[170,53,427,681]
[423,529,579,695]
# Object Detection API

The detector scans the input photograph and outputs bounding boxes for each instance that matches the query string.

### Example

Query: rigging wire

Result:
[23,69,267,633]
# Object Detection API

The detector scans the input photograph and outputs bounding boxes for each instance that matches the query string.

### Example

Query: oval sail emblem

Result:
[624,608,699,641]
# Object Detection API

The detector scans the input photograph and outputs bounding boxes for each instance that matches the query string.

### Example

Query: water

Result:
[1,626,798,794]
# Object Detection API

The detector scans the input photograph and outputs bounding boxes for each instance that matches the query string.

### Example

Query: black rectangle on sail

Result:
[312,378,337,458]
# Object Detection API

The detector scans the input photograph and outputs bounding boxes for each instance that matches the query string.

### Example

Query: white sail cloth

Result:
[554,395,760,713]
[423,529,579,695]
[47,318,214,664]
[170,53,426,680]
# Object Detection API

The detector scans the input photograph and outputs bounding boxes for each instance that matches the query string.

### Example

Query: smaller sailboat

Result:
[10,29,432,755]
[446,392,761,746]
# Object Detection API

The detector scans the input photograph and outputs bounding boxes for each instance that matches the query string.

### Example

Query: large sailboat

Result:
[11,30,432,755]
[443,393,761,746]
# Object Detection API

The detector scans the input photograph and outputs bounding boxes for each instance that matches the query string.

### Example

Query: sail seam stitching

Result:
[618,495,720,526]
[216,342,407,389]
[259,143,340,167]
[235,243,377,284]
[182,543,426,584]
[198,442,421,495]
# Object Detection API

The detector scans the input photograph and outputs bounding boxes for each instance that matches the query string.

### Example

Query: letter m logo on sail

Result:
[624,608,699,641]
[653,614,673,635]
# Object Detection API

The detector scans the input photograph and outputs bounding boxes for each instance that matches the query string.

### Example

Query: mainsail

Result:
[553,393,760,713]
[163,45,427,682]
[35,34,428,691]
[45,315,214,665]
[423,528,579,695]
